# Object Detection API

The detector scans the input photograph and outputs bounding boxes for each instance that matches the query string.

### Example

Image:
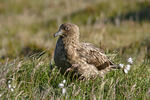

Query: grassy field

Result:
[0,0,150,99]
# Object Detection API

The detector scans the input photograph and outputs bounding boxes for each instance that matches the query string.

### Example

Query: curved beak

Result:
[53,29,64,37]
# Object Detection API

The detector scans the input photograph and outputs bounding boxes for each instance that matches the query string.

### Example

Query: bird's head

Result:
[54,23,79,38]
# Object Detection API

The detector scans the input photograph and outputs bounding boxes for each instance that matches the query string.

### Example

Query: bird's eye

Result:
[64,26,70,31]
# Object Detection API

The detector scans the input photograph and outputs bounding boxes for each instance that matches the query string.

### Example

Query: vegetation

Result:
[0,0,150,99]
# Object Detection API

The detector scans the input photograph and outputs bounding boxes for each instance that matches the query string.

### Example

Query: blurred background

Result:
[0,0,150,63]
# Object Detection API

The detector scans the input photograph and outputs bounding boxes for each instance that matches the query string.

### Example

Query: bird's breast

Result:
[54,38,71,68]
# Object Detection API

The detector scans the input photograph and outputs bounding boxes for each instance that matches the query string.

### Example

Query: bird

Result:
[53,23,117,79]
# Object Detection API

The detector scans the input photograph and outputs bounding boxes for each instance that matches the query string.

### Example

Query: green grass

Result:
[0,0,150,99]
[0,53,149,99]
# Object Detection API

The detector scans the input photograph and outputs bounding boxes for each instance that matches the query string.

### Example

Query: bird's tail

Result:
[109,60,119,69]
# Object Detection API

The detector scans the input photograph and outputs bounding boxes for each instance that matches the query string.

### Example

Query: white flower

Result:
[8,80,11,83]
[126,64,131,71]
[62,88,66,94]
[119,64,124,68]
[124,69,128,74]
[0,93,2,97]
[63,80,66,84]
[13,85,16,88]
[8,84,11,88]
[11,88,14,92]
[127,57,133,64]
[58,83,64,88]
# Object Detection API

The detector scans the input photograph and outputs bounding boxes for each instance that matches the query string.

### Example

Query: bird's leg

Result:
[66,67,73,72]
[72,64,79,69]
[66,64,79,72]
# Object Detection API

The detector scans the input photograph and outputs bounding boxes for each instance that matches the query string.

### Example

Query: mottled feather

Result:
[53,23,117,78]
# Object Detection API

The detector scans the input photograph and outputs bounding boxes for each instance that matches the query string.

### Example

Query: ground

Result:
[0,0,150,99]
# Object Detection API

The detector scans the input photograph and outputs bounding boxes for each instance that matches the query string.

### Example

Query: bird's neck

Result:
[58,36,80,62]
[61,35,80,47]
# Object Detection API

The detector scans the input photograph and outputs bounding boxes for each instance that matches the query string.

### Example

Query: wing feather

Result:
[78,43,111,70]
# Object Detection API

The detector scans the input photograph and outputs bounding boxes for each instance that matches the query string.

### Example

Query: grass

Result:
[0,0,150,99]
[0,53,149,99]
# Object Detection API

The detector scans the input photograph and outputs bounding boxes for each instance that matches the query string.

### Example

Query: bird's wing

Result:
[78,43,115,70]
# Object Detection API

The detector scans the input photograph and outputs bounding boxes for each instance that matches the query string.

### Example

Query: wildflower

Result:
[0,93,2,97]
[127,57,133,64]
[119,64,124,68]
[13,85,16,88]
[8,84,11,88]
[58,83,64,88]
[8,80,11,84]
[124,69,128,74]
[63,80,66,84]
[126,64,131,71]
[62,88,66,94]
[10,88,14,92]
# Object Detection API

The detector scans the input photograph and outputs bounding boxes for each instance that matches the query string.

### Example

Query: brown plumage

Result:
[53,23,116,79]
